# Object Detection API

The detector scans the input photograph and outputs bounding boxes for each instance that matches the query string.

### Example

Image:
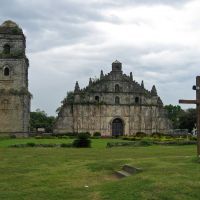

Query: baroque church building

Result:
[0,21,30,134]
[54,61,172,136]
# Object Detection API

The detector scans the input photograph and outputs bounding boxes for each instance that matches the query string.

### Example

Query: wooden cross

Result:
[179,76,200,157]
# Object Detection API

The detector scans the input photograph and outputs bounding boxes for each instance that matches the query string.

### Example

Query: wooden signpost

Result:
[179,76,200,157]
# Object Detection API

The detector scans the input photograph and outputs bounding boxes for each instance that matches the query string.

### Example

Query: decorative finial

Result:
[74,81,80,92]
[100,70,104,79]
[130,72,133,81]
[151,85,157,96]
[141,80,144,88]
[89,78,92,85]
[157,97,163,106]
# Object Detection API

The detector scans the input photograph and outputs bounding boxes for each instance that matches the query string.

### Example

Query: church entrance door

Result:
[112,118,123,136]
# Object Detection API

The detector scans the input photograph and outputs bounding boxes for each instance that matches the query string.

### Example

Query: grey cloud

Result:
[0,0,191,54]
[101,0,190,6]
[29,41,199,115]
[0,0,107,52]
[0,0,198,115]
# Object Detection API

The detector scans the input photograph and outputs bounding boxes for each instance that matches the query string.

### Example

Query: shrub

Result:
[38,144,57,147]
[72,133,91,148]
[151,132,163,138]
[189,136,197,141]
[106,140,153,148]
[27,142,36,147]
[9,144,27,148]
[53,132,77,137]
[136,132,147,137]
[122,137,130,140]
[60,143,72,147]
[106,142,134,148]
[112,135,120,139]
[9,143,72,148]
[154,141,196,145]
[93,132,101,137]
[130,137,137,141]
[61,135,70,139]
[122,136,138,141]
[0,136,10,140]
[139,139,153,146]
[84,132,91,137]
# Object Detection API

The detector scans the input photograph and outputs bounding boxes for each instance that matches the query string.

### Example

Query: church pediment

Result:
[79,61,151,95]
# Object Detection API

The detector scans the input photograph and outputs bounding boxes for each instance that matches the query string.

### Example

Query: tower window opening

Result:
[95,96,100,102]
[135,97,140,103]
[4,67,10,76]
[3,44,10,54]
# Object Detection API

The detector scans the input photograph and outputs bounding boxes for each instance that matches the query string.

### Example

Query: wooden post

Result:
[196,76,200,157]
[179,76,200,157]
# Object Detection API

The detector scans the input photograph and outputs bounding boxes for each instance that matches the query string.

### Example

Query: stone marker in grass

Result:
[115,165,142,178]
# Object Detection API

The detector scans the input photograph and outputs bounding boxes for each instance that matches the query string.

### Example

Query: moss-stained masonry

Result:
[0,20,30,134]
[54,61,172,135]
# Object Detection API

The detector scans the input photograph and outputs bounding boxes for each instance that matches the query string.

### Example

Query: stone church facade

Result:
[0,20,30,134]
[54,61,172,136]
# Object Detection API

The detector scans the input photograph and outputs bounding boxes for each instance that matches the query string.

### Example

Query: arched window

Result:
[4,67,10,76]
[115,84,120,92]
[95,96,100,102]
[115,96,120,104]
[135,97,140,103]
[3,44,10,54]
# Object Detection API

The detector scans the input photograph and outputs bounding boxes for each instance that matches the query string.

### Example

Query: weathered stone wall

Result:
[0,21,30,134]
[54,104,171,135]
[0,95,30,132]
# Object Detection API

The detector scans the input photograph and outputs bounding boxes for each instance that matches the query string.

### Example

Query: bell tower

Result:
[0,20,31,134]
[112,60,122,72]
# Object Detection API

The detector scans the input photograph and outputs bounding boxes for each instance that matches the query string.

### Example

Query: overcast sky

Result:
[1,0,199,116]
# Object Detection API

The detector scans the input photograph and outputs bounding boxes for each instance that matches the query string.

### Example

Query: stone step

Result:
[115,170,131,178]
[122,164,142,174]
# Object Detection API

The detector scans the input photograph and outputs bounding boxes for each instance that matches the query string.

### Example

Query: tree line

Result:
[164,105,196,132]
[30,109,55,133]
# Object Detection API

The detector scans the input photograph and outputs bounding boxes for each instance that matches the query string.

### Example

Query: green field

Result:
[0,138,200,200]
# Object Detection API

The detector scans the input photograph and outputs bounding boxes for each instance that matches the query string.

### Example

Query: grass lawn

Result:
[0,138,200,200]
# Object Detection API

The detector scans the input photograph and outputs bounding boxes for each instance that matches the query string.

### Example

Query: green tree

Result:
[164,104,184,129]
[30,109,55,133]
[179,108,196,132]
[165,105,197,132]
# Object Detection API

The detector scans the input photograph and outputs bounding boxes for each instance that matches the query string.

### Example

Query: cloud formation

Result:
[0,0,199,115]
